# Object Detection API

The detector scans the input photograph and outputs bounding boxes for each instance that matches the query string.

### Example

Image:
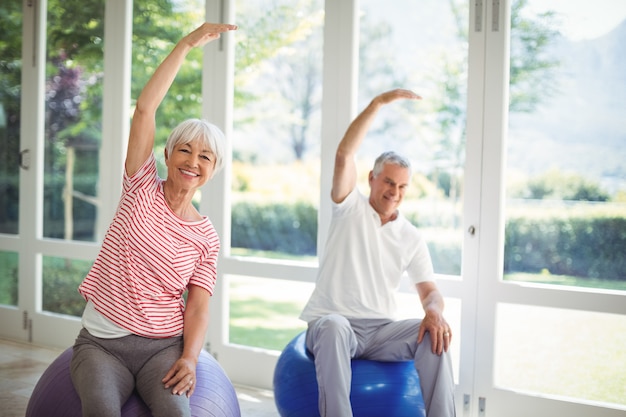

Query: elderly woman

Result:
[70,23,237,417]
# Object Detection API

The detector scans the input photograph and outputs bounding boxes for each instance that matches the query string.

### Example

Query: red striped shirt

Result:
[78,154,220,338]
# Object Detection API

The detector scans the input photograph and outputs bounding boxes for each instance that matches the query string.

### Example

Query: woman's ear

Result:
[164,148,169,162]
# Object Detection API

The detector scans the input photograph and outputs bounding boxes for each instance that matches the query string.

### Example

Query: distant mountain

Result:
[507,19,626,191]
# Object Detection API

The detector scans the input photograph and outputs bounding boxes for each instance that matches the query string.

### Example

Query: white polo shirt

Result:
[300,188,434,322]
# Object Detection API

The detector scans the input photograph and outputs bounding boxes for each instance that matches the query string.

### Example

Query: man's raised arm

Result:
[331,89,421,203]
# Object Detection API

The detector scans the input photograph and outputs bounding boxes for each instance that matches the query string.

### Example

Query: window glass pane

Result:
[0,251,18,307]
[226,273,463,369]
[232,0,323,261]
[44,0,105,241]
[359,0,468,276]
[495,303,626,406]
[42,256,90,316]
[504,1,626,291]
[228,275,310,350]
[0,1,21,235]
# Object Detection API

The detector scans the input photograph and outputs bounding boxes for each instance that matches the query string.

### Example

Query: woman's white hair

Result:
[165,118,227,176]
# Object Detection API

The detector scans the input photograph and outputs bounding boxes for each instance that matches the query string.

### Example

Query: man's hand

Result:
[417,310,452,355]
[416,281,451,355]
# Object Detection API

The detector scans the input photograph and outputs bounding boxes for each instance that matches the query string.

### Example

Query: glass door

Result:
[1,0,132,348]
[24,0,109,347]
[3,0,210,349]
[473,0,626,415]
[357,0,475,408]
[205,0,324,388]
[207,1,478,400]
[0,0,25,340]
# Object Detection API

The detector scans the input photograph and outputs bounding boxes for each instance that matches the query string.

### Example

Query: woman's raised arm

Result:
[125,23,237,176]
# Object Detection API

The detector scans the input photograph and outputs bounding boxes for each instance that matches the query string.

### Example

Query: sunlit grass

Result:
[505,271,626,291]
[228,276,310,351]
[0,251,18,306]
[495,304,626,405]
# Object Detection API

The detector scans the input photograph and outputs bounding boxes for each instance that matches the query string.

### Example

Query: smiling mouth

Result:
[179,169,199,177]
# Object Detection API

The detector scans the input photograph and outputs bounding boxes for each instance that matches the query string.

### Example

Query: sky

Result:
[527,0,626,40]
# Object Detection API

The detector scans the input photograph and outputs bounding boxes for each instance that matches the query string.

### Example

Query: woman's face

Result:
[165,139,216,191]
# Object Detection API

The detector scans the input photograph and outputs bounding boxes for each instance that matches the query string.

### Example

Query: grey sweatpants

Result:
[305,314,456,417]
[70,328,190,417]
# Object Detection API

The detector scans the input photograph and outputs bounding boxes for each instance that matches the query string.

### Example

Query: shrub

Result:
[231,201,318,256]
[504,215,626,281]
[41,257,88,317]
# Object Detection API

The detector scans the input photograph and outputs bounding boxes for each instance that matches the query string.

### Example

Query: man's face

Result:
[368,163,410,223]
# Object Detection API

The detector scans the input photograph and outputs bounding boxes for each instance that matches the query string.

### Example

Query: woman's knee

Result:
[145,393,191,417]
[71,340,135,416]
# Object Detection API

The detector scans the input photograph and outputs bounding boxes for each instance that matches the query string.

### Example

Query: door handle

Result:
[19,149,31,170]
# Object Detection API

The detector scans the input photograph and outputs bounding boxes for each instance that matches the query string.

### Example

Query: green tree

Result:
[517,169,610,201]
[0,0,24,234]
[509,0,561,112]
[233,0,325,161]
[427,0,561,217]
[44,0,203,153]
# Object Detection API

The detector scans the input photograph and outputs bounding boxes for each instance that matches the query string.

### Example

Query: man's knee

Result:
[317,314,351,332]
[307,314,356,356]
[307,314,352,343]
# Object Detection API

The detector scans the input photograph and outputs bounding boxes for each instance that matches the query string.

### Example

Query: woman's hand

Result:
[183,22,238,49]
[162,356,198,397]
[372,88,422,106]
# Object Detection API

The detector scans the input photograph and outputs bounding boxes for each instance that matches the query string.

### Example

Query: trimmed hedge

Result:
[231,201,318,256]
[41,257,89,317]
[504,215,626,281]
[231,202,625,281]
[2,201,622,301]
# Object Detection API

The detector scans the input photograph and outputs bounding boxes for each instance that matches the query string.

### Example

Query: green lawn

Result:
[0,251,18,306]
[505,271,626,291]
[228,276,309,351]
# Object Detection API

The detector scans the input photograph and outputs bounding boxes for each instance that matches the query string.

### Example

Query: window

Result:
[231,0,323,262]
[498,0,626,406]
[358,0,468,276]
[0,1,22,308]
[44,1,105,242]
[503,1,626,293]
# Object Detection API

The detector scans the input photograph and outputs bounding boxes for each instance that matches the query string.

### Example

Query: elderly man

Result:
[300,89,456,417]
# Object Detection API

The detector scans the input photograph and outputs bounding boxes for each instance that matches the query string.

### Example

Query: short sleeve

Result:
[406,236,435,284]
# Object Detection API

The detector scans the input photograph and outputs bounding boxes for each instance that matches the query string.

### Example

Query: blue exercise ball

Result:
[273,331,425,417]
[26,347,240,417]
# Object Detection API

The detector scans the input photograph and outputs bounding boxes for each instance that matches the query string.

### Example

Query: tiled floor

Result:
[0,338,278,417]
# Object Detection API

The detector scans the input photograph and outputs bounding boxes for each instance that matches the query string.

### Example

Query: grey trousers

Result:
[70,328,190,417]
[305,314,456,417]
